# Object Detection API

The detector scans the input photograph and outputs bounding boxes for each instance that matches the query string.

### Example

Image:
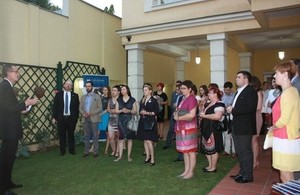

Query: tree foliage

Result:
[24,0,61,11]
[104,4,115,15]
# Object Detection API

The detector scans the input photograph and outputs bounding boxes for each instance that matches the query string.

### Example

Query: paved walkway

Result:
[209,143,280,195]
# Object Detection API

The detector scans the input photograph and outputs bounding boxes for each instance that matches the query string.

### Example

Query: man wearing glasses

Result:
[0,64,38,195]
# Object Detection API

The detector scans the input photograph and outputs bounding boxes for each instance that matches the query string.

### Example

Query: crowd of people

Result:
[1,59,300,194]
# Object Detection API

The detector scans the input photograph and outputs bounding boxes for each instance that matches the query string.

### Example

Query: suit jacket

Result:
[0,79,26,139]
[292,76,300,94]
[79,93,102,123]
[52,91,79,123]
[231,85,258,135]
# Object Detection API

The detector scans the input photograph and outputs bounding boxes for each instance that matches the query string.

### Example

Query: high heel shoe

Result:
[144,158,150,163]
[203,169,217,173]
[150,162,155,166]
[114,157,122,162]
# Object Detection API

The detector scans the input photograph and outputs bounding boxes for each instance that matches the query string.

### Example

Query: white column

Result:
[125,44,145,102]
[207,33,228,88]
[239,52,252,73]
[175,57,185,82]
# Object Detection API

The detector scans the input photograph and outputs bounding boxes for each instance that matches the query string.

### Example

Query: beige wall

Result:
[144,51,176,101]
[123,0,250,29]
[0,0,126,84]
[184,47,240,90]
[252,48,300,82]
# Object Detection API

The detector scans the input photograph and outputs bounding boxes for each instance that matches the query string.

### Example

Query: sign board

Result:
[82,74,109,87]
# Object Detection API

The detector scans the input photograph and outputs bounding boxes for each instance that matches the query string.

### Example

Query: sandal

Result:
[128,156,132,162]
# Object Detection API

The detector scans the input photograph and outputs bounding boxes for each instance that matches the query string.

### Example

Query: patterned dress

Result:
[200,102,225,155]
[175,95,198,153]
[107,98,118,132]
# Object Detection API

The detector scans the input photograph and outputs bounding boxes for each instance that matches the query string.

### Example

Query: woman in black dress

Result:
[153,83,168,139]
[199,86,225,173]
[114,85,137,162]
[137,84,159,166]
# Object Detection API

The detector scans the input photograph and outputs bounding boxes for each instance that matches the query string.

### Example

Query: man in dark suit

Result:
[227,71,258,183]
[0,64,38,195]
[291,59,300,94]
[52,80,79,156]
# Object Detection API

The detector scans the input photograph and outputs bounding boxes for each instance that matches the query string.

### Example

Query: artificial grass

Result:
[12,140,237,195]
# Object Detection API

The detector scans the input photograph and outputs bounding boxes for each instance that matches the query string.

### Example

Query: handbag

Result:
[143,117,155,131]
[127,114,140,132]
[177,109,189,116]
[212,116,228,132]
[263,132,273,149]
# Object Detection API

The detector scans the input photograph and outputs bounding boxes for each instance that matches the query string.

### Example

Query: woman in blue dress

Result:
[97,86,111,155]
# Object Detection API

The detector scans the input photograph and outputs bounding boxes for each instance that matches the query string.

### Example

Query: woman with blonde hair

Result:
[269,60,300,182]
[137,83,159,166]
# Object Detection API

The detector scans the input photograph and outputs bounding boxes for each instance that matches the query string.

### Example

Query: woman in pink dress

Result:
[174,80,198,179]
[269,61,300,182]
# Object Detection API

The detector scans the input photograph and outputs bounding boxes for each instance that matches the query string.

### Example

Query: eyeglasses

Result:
[9,70,19,73]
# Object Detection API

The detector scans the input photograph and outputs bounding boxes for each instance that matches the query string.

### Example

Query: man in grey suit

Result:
[227,71,258,183]
[0,64,38,195]
[80,81,102,158]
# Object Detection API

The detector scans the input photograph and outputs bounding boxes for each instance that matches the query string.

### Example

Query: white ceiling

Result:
[153,6,300,54]
[166,28,300,52]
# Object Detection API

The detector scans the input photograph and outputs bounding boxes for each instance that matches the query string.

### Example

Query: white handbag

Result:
[263,132,273,150]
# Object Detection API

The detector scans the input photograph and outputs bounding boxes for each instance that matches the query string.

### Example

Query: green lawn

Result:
[13,140,236,195]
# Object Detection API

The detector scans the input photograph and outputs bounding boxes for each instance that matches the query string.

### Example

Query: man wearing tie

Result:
[0,64,38,195]
[227,71,258,183]
[80,81,102,158]
[52,80,79,156]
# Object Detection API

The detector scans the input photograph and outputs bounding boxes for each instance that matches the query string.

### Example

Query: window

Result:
[145,0,208,12]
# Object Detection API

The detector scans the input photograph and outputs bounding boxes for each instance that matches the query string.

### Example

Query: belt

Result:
[63,115,71,118]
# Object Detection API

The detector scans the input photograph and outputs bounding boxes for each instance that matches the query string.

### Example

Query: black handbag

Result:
[212,116,228,132]
[143,117,155,131]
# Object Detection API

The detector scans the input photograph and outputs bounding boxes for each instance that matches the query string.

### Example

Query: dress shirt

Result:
[4,78,13,87]
[230,85,247,120]
[63,91,71,116]
[84,92,93,112]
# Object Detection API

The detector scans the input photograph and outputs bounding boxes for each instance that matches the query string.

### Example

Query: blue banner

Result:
[82,75,109,87]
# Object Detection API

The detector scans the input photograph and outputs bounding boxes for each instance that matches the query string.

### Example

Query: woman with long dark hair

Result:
[114,85,137,162]
[107,85,120,157]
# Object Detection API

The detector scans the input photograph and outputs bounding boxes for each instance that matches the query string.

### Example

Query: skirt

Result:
[176,128,198,153]
[272,137,300,172]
